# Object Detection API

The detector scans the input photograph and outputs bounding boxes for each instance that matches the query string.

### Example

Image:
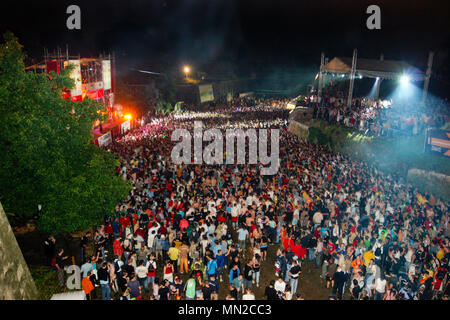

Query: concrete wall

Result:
[0,202,39,300]
[407,169,450,201]
[288,120,310,139]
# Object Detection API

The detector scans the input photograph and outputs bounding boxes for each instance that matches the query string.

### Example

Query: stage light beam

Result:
[400,75,410,85]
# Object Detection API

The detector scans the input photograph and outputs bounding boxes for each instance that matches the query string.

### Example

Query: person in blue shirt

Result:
[320,226,329,238]
[220,238,228,254]
[161,235,170,260]
[209,274,219,298]
[229,264,240,284]
[112,218,120,238]
[206,256,218,277]
[216,249,226,282]
[209,238,218,255]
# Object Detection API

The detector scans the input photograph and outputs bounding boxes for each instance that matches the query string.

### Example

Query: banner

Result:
[199,84,214,103]
[98,131,112,147]
[64,60,82,97]
[46,61,59,74]
[102,60,112,90]
[239,92,253,98]
[83,81,104,92]
[425,128,450,157]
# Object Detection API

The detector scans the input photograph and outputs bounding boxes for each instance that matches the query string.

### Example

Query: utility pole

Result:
[374,53,383,101]
[318,52,325,98]
[347,49,357,107]
[422,51,434,103]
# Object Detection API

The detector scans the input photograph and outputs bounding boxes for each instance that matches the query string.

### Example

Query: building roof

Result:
[322,57,425,80]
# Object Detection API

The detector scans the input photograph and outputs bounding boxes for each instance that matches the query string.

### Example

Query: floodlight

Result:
[400,75,410,85]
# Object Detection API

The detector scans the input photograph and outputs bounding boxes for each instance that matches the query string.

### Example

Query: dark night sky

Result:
[1,0,449,81]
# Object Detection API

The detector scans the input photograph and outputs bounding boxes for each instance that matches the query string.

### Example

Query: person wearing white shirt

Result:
[274,277,286,294]
[246,195,253,206]
[374,276,386,300]
[147,230,157,252]
[242,288,255,300]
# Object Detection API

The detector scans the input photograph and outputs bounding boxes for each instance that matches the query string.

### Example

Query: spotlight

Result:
[400,75,410,85]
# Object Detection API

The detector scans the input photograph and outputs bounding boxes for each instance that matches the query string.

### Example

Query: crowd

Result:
[305,89,449,137]
[45,97,449,300]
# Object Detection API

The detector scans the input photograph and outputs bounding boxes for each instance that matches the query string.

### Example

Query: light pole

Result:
[183,66,190,79]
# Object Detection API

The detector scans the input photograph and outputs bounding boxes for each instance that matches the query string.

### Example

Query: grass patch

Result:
[30,265,65,300]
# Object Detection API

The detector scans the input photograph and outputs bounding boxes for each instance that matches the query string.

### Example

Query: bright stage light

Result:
[400,75,410,85]
[124,114,132,120]
[184,66,190,74]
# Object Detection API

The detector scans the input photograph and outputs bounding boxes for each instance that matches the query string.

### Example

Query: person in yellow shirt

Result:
[168,243,180,273]
[417,194,428,206]
[363,250,375,267]
[436,247,444,261]
[173,238,183,249]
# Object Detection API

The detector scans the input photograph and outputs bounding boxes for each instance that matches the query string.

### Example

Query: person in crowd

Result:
[97,262,111,300]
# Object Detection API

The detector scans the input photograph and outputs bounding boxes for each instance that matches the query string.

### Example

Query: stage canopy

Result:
[322,57,425,81]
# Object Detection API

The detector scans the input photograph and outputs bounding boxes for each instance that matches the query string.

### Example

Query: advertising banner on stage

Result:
[97,131,112,147]
[199,84,214,103]
[425,128,450,157]
[102,60,112,90]
[65,60,82,97]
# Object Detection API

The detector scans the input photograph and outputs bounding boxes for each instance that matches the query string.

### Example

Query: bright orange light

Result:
[124,114,132,120]
[184,66,190,74]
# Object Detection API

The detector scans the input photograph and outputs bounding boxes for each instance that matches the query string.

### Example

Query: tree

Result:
[0,32,131,234]
[155,100,174,115]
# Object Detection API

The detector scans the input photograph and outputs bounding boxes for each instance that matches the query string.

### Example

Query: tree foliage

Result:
[155,100,174,115]
[0,32,131,234]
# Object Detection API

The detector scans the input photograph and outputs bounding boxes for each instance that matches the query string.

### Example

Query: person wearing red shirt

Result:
[105,222,114,237]
[327,241,336,255]
[179,218,189,232]
[135,227,145,239]
[159,225,168,236]
[434,266,448,291]
[113,237,123,257]
[119,215,130,237]
[292,242,303,259]
[283,236,295,252]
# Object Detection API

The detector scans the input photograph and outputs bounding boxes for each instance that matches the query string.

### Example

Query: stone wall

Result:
[407,168,450,201]
[0,202,39,300]
[288,120,310,139]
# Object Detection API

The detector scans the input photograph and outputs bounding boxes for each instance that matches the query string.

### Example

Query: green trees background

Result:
[0,32,131,234]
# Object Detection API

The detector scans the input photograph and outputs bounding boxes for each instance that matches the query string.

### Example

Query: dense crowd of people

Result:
[46,96,449,300]
[305,89,449,137]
